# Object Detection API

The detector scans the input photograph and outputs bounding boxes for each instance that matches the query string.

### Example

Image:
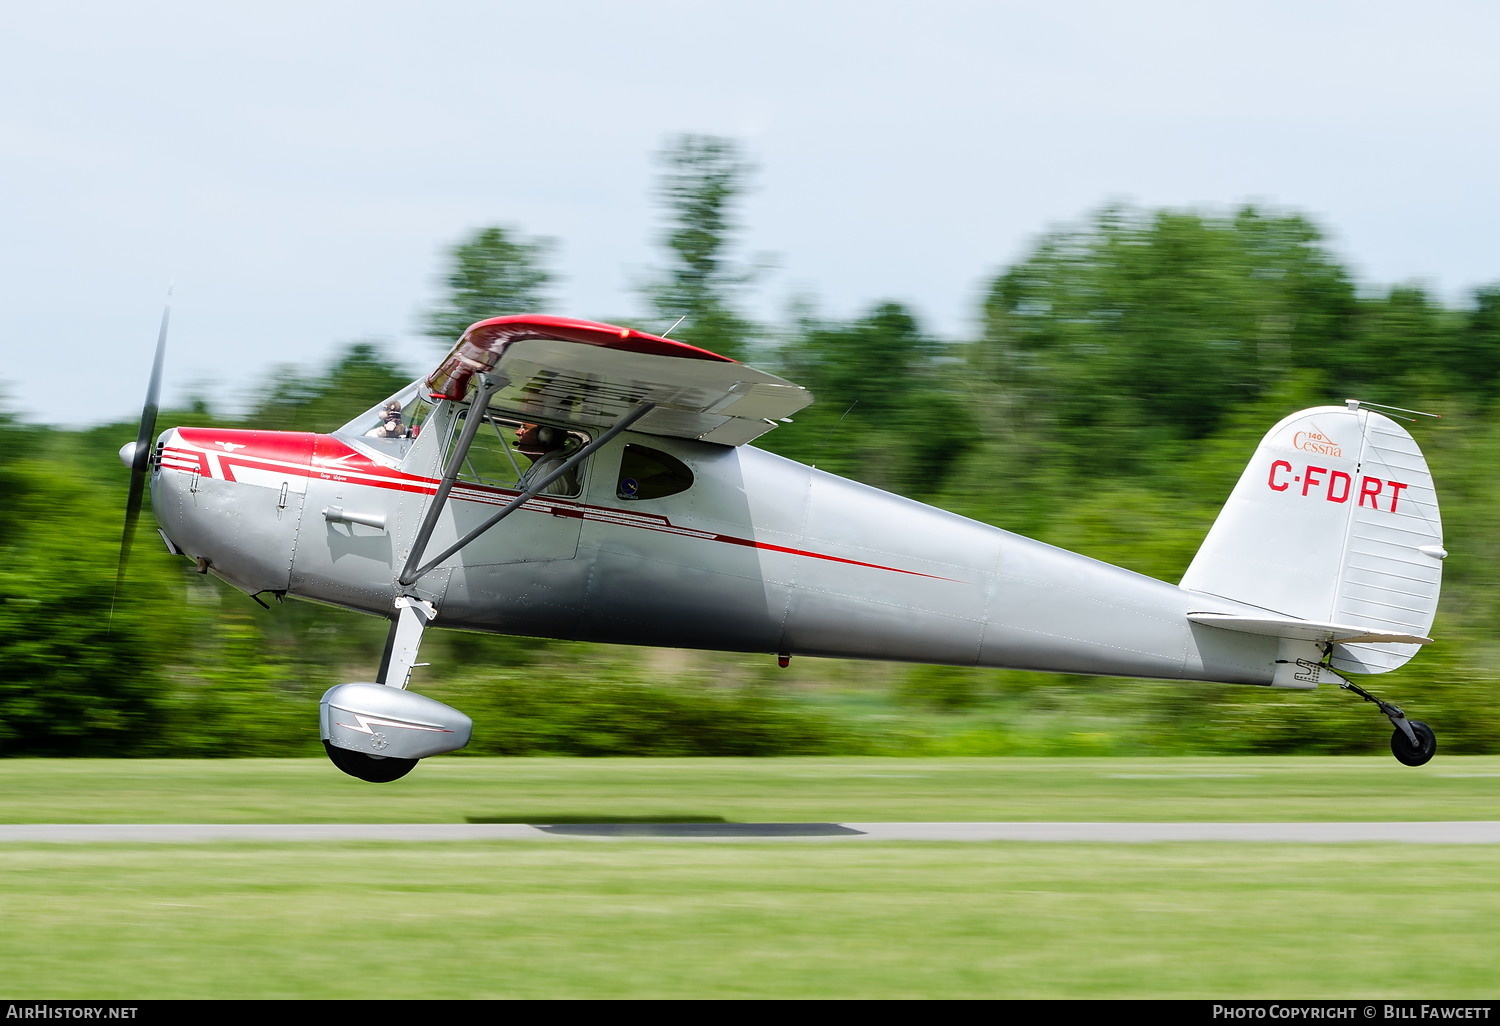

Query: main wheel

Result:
[323,740,418,782]
[1391,720,1437,767]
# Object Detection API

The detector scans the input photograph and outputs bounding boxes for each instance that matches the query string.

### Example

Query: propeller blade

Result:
[112,291,171,615]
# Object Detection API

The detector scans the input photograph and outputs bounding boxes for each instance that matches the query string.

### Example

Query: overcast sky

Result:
[4,1,1497,428]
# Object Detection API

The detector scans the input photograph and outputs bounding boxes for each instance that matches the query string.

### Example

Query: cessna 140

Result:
[119,313,1446,780]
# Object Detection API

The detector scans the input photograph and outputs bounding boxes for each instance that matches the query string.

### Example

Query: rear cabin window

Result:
[617,444,693,500]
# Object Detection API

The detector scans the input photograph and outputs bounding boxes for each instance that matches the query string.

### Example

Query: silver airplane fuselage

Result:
[132,312,1448,776]
[150,395,1286,688]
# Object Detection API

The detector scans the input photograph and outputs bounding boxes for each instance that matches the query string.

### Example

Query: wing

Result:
[426,315,812,445]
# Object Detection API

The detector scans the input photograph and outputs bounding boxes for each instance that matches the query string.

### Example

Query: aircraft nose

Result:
[118,441,144,469]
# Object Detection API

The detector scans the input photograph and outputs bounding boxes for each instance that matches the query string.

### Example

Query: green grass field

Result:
[1,757,1498,999]
[6,755,1500,822]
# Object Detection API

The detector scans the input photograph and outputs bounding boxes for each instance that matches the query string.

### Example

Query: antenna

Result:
[662,314,687,337]
[811,400,858,469]
[1344,399,1442,422]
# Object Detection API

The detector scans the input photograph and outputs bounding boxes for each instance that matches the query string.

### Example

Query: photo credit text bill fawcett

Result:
[1213,1008,1492,1020]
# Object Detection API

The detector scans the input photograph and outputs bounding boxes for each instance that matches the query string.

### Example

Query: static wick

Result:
[1346,398,1442,419]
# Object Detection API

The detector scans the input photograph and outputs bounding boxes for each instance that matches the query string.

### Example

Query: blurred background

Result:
[3,1,1497,759]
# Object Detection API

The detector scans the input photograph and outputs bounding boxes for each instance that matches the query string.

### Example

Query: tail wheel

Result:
[1391,720,1437,767]
[323,740,418,782]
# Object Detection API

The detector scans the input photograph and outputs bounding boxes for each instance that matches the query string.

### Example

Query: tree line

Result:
[3,134,1497,757]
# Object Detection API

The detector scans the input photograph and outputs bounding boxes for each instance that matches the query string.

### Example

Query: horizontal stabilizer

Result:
[1188,612,1431,646]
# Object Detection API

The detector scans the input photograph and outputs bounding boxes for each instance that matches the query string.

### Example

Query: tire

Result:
[323,740,418,782]
[1391,720,1437,767]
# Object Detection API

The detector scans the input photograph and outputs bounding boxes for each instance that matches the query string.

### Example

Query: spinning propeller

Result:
[111,292,171,613]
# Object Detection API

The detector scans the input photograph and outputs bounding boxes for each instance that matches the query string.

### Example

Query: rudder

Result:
[1180,402,1445,674]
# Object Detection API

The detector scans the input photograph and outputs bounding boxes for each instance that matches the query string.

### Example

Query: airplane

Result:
[118,312,1447,781]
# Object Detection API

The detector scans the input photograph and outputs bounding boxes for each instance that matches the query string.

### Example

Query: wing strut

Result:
[396,376,501,587]
[397,398,657,587]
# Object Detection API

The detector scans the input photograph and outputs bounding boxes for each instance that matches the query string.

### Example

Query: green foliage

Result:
[895,665,990,712]
[643,134,759,359]
[1350,285,1459,402]
[762,302,973,497]
[423,224,557,344]
[0,454,167,754]
[1453,286,1500,403]
[979,204,1359,471]
[142,602,327,758]
[432,665,848,756]
[248,342,414,433]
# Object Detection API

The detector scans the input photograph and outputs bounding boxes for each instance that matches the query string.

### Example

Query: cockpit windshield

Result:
[332,381,436,461]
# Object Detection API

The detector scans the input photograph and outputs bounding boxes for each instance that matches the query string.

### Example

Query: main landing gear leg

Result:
[378,596,436,689]
[1332,669,1438,767]
[320,597,472,782]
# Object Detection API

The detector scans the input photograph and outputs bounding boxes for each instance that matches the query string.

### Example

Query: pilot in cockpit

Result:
[365,401,405,439]
[515,422,578,495]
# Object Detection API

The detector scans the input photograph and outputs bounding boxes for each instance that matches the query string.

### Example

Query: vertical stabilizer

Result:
[1181,404,1444,674]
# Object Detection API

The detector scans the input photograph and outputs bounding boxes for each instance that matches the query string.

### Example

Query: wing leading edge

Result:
[426,315,812,446]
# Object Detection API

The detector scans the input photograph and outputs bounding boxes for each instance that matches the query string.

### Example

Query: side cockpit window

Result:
[617,444,693,500]
[449,410,588,498]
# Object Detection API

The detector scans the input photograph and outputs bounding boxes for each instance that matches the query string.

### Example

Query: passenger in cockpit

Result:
[365,401,405,439]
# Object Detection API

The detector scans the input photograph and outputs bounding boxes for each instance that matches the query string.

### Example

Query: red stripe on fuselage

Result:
[711,535,951,579]
[164,429,954,582]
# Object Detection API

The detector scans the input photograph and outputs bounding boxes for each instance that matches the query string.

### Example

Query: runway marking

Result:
[1,822,1499,843]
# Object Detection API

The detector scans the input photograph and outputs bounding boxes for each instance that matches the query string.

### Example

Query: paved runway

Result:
[2,822,1499,842]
